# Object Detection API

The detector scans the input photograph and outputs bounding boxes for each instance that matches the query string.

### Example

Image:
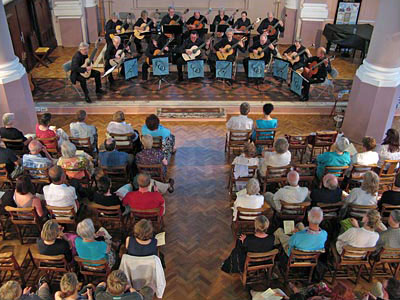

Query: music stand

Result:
[217,24,229,35]
[151,56,170,91]
[162,25,183,36]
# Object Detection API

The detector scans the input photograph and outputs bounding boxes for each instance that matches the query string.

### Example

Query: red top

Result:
[122,191,165,216]
[36,124,57,149]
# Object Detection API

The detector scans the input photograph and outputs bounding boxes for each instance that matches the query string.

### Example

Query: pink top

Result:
[36,124,57,149]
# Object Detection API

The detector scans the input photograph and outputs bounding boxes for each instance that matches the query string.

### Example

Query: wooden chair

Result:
[137,163,166,183]
[37,137,60,158]
[90,203,126,239]
[293,163,317,188]
[29,32,51,68]
[0,246,27,285]
[275,201,311,223]
[69,137,97,157]
[61,166,92,187]
[308,131,338,159]
[323,166,349,183]
[285,134,309,163]
[141,135,162,150]
[347,164,377,190]
[46,206,77,231]
[225,130,251,160]
[254,128,277,152]
[75,256,111,284]
[284,249,324,283]
[107,132,134,153]
[2,138,26,156]
[5,206,42,244]
[0,164,14,189]
[262,165,292,193]
[368,247,400,282]
[130,207,163,233]
[232,207,266,238]
[23,166,50,191]
[347,204,377,221]
[330,244,375,284]
[318,202,344,221]
[378,160,399,194]
[241,249,279,287]
[101,165,130,191]
[228,165,257,199]
[380,203,400,225]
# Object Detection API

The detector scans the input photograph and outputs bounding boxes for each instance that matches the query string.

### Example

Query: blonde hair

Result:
[361,171,379,195]
[244,142,256,157]
[107,270,128,296]
[142,134,153,150]
[254,215,269,233]
[365,210,381,230]
[134,219,153,241]
[274,137,289,154]
[113,111,125,122]
[41,220,60,241]
[0,281,21,300]
[60,273,79,298]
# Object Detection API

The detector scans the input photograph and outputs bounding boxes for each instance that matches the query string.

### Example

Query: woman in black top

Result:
[221,215,275,273]
[125,219,158,256]
[93,176,122,208]
[0,113,32,145]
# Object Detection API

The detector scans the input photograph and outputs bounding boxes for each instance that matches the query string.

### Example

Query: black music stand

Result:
[162,25,183,37]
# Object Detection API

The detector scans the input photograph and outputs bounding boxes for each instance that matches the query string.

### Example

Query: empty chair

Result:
[308,131,338,159]
[285,134,309,163]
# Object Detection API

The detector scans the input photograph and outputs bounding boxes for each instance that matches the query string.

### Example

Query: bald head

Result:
[323,174,338,190]
[49,166,65,184]
[317,47,326,58]
[287,171,299,186]
[29,140,43,154]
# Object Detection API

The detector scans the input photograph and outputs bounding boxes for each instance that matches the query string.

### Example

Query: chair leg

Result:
[15,225,23,245]
[369,261,377,282]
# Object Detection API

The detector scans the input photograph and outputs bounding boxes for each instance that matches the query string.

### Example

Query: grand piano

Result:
[322,23,374,59]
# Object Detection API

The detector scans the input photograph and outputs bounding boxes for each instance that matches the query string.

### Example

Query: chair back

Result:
[227,130,251,148]
[254,128,276,149]
[46,206,77,226]
[63,61,72,73]
[74,256,110,279]
[279,201,311,222]
[151,136,162,149]
[350,164,377,182]
[0,164,13,187]
[378,160,399,193]
[288,249,323,267]
[263,165,291,192]
[0,247,25,285]
[229,165,257,196]
[324,166,349,182]
[5,206,39,225]
[318,202,344,220]
[380,203,400,224]
[314,131,338,147]
[0,249,21,272]
[130,207,162,233]
[107,132,134,153]
[241,249,279,286]
[340,245,375,264]
[29,32,40,52]
[31,249,69,283]
[137,163,165,183]
[2,138,26,156]
[101,166,129,190]
[69,137,95,155]
[37,137,59,157]
[90,203,124,234]
[23,166,51,186]
[233,207,265,237]
[347,204,377,220]
[285,134,309,149]
[293,164,316,188]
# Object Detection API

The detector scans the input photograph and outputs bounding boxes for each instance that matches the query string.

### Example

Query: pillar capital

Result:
[300,2,328,22]
[0,57,26,84]
[356,60,400,88]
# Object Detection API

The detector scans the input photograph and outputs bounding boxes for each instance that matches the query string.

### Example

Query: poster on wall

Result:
[334,0,362,25]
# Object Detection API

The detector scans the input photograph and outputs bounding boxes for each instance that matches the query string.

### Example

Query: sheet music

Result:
[156,232,166,246]
[283,220,295,235]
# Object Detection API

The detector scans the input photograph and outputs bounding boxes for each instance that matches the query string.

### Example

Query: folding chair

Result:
[101,165,130,191]
[323,166,349,184]
[46,206,77,232]
[37,137,60,158]
[69,137,97,157]
[293,163,317,188]
[29,32,51,68]
[347,204,377,221]
[308,131,338,159]
[225,130,251,160]
[1,138,27,156]
[75,256,110,284]
[0,164,14,189]
[368,247,400,282]
[262,165,292,193]
[232,207,266,238]
[90,203,126,240]
[378,160,399,194]
[107,132,135,154]
[228,165,258,200]
[310,68,339,99]
[285,134,309,163]
[137,163,166,183]
[130,207,163,233]
[380,203,400,225]
[275,201,311,223]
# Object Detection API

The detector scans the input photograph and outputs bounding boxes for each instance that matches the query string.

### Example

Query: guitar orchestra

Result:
[70,7,334,103]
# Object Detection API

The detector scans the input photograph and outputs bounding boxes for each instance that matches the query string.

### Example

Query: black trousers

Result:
[302,77,325,98]
[176,56,186,80]
[74,70,101,96]
[134,36,151,53]
[142,61,151,80]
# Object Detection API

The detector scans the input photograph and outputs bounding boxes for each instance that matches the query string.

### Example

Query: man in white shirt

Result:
[69,110,97,146]
[43,166,78,212]
[264,170,309,212]
[226,102,253,131]
[233,178,265,221]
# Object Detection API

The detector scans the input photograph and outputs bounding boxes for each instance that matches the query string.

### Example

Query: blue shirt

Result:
[142,124,171,140]
[99,150,129,167]
[252,118,278,140]
[75,237,107,261]
[288,228,327,255]
[316,151,351,179]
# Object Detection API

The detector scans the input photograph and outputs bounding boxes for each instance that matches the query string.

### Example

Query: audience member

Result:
[221,215,275,273]
[336,209,380,254]
[22,140,53,178]
[106,111,140,153]
[310,174,342,206]
[251,103,277,141]
[376,210,400,250]
[69,110,97,147]
[14,175,45,217]
[36,113,68,148]
[126,219,158,257]
[231,142,258,191]
[122,173,165,216]
[93,176,124,209]
[344,171,379,206]
[136,134,167,177]
[142,114,176,159]
[0,113,32,145]
[0,280,51,300]
[43,166,79,212]
[57,141,94,180]
[274,207,327,255]
[316,136,351,179]
[352,136,379,165]
[55,272,93,300]
[233,178,265,221]
[0,136,19,175]
[226,102,253,132]
[99,138,133,168]
[259,137,291,176]
[37,219,73,262]
[265,171,309,212]
[379,181,400,210]
[377,128,400,168]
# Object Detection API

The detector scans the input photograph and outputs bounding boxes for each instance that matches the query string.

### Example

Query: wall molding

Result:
[285,0,299,10]
[300,3,328,21]
[84,0,97,7]
[53,0,83,17]
[356,60,400,88]
[0,57,26,84]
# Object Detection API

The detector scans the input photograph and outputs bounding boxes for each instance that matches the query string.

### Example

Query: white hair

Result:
[112,36,121,43]
[61,141,77,158]
[77,218,96,239]
[225,27,234,34]
[79,42,89,50]
[287,171,299,186]
[2,113,15,126]
[246,178,260,195]
[308,207,323,225]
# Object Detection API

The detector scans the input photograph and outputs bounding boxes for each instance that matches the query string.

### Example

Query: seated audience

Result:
[0,136,19,175]
[274,207,327,255]
[251,103,278,141]
[55,272,93,300]
[14,175,45,217]
[95,270,148,300]
[93,176,123,208]
[43,166,78,212]
[22,140,53,178]
[123,173,165,216]
[351,136,379,165]
[259,137,291,176]
[106,111,140,153]
[0,280,51,300]
[57,141,94,180]
[376,210,400,250]
[379,181,400,210]
[126,219,158,257]
[344,171,379,206]
[316,136,351,179]
[69,110,97,147]
[36,113,68,149]
[265,171,309,212]
[377,128,400,167]
[37,219,73,262]
[226,102,253,131]
[310,174,342,206]
[0,113,31,145]
[99,138,133,168]
[336,209,380,254]
[221,215,275,273]
[233,178,265,221]
[232,142,259,190]
[142,114,176,159]
[136,134,168,177]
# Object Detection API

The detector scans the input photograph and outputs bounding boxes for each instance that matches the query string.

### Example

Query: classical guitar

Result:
[302,56,335,79]
[21,52,35,92]
[187,8,212,30]
[233,17,261,40]
[109,17,128,40]
[216,36,247,60]
[146,38,174,64]
[182,36,214,61]
[109,35,134,67]
[248,39,277,60]
[283,44,314,65]
[216,9,239,37]
[134,20,153,40]
[80,38,102,78]
[165,9,190,38]
[264,20,283,36]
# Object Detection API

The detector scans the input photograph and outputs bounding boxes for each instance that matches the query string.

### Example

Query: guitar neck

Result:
[88,47,99,63]
[312,57,332,70]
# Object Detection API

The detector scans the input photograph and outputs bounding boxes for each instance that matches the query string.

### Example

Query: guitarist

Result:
[283,38,311,70]
[161,6,184,45]
[104,36,131,90]
[256,12,284,43]
[212,8,233,27]
[233,11,251,49]
[186,10,208,39]
[133,10,155,54]
[141,35,170,81]
[70,42,105,103]
[176,31,211,82]
[300,47,332,101]
[105,13,129,46]
[208,28,245,80]
[243,34,277,81]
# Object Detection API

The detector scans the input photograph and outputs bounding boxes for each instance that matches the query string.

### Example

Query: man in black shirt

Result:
[176,31,210,82]
[70,42,104,103]
[283,38,311,70]
[212,8,233,26]
[161,6,184,46]
[233,11,251,49]
[105,13,128,46]
[141,35,170,81]
[104,36,130,90]
[133,10,155,54]
[186,10,208,39]
[310,174,342,207]
[379,183,400,210]
[0,137,19,175]
[256,12,284,43]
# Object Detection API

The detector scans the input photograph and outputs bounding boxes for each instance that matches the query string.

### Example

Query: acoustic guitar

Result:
[216,9,238,38]
[216,36,247,60]
[283,44,314,65]
[165,9,190,38]
[146,38,174,64]
[187,8,212,30]
[264,20,282,36]
[109,18,128,40]
[80,38,102,78]
[248,39,277,59]
[182,36,214,61]
[134,20,153,40]
[233,17,261,40]
[109,35,134,67]
[302,56,335,80]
